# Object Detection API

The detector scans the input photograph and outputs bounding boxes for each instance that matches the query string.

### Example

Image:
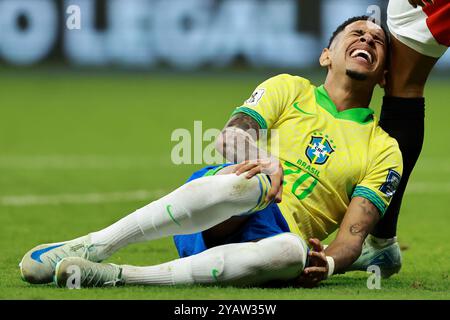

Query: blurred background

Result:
[0,0,449,69]
[0,0,449,299]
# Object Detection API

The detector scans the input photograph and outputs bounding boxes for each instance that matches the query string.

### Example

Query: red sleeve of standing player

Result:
[422,0,450,46]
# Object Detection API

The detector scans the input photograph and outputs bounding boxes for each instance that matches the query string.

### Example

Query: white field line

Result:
[0,189,167,207]
[405,182,450,195]
[0,182,449,207]
[0,155,448,172]
[0,155,170,169]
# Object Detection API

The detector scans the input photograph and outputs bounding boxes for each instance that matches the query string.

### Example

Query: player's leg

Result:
[372,35,436,240]
[376,1,448,239]
[54,232,308,288]
[385,36,439,98]
[20,164,271,284]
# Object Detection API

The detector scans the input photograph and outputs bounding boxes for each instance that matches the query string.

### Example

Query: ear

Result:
[319,48,331,68]
[378,69,388,88]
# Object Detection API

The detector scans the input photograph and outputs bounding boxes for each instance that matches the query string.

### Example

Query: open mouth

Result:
[350,49,373,64]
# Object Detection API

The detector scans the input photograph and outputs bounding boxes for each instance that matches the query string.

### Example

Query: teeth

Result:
[351,49,372,63]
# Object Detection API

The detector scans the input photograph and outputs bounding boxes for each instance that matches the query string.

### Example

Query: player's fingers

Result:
[303,266,328,274]
[299,271,321,282]
[245,166,262,179]
[231,161,249,173]
[275,185,283,203]
[266,176,281,202]
[307,254,326,268]
[309,238,324,252]
[266,167,283,202]
[235,162,257,175]
[308,251,327,263]
[266,187,277,202]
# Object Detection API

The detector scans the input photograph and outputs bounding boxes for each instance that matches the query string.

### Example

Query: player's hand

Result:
[408,0,434,8]
[296,238,328,288]
[232,159,284,203]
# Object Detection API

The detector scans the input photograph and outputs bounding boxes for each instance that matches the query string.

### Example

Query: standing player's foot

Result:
[19,235,104,284]
[347,235,402,278]
[54,257,123,288]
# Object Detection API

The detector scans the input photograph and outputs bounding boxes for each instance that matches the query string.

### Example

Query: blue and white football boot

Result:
[347,235,402,279]
[19,235,104,284]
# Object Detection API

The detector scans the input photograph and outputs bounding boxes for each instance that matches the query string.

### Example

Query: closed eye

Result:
[373,35,385,46]
[352,30,365,36]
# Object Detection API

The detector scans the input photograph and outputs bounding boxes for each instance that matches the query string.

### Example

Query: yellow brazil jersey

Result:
[231,74,403,241]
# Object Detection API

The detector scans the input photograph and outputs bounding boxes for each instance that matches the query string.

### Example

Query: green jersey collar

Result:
[314,85,374,124]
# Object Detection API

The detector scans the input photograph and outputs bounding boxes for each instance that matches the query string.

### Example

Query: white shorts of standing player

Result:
[387,0,449,58]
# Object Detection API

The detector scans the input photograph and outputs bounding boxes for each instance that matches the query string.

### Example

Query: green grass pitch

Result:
[0,69,448,299]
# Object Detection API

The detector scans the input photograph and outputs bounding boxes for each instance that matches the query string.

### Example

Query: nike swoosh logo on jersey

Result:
[31,244,65,263]
[293,102,315,115]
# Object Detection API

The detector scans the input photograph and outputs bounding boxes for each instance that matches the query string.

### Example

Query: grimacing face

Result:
[321,20,388,84]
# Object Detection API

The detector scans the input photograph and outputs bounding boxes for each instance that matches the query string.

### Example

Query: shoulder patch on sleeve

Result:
[379,169,401,198]
[245,88,265,106]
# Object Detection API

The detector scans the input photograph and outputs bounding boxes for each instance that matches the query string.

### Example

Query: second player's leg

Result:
[373,35,438,239]
[386,36,439,98]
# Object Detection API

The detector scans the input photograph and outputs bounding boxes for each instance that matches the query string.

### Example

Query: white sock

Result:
[90,173,270,259]
[121,233,307,286]
[368,235,397,248]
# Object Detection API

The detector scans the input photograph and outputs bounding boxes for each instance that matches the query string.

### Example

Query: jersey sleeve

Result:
[351,135,403,217]
[230,74,294,129]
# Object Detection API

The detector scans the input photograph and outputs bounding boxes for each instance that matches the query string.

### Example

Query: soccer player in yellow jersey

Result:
[20,16,402,288]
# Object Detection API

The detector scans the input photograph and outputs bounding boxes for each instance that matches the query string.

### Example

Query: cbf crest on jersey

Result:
[305,135,336,165]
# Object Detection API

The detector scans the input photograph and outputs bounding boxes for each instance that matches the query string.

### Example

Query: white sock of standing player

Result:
[88,173,271,260]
